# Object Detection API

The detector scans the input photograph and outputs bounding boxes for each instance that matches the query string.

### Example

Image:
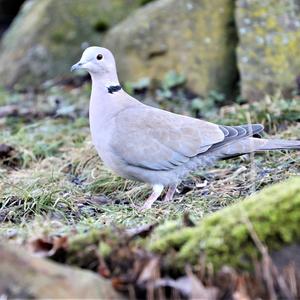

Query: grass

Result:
[0,83,299,240]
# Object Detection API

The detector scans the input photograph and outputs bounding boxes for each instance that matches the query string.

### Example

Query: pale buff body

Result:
[72,47,300,209]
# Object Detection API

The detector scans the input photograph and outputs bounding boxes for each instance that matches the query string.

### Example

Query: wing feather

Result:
[111,106,224,171]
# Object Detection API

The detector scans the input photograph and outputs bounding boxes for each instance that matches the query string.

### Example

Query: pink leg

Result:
[140,184,164,211]
[163,184,177,202]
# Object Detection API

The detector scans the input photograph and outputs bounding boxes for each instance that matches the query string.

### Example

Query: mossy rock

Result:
[103,0,238,98]
[236,0,300,100]
[0,0,145,90]
[150,176,300,270]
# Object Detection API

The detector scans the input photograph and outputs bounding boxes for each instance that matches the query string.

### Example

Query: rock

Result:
[236,0,300,100]
[0,243,124,299]
[103,0,238,98]
[0,0,145,90]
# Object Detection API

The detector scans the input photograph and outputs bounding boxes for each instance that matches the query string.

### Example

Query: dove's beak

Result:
[71,62,83,72]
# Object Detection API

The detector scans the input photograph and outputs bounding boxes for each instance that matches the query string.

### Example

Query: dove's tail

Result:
[216,137,300,159]
[254,138,300,151]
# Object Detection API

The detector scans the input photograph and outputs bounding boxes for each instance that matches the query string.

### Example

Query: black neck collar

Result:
[107,85,122,94]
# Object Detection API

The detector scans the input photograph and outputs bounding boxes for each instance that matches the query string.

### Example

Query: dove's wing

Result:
[110,106,225,171]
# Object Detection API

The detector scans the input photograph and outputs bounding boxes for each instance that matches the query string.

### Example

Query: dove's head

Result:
[71,46,117,78]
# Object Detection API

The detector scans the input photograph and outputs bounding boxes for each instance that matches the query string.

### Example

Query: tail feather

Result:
[256,138,300,151]
[215,137,300,159]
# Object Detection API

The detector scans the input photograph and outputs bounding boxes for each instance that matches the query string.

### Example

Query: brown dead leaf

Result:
[187,269,218,300]
[30,236,68,262]
[112,276,133,292]
[98,258,111,278]
[233,276,251,300]
[30,238,53,255]
[126,223,157,240]
[137,257,160,286]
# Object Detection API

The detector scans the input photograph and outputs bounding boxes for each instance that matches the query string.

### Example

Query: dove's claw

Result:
[163,184,177,202]
[139,184,164,210]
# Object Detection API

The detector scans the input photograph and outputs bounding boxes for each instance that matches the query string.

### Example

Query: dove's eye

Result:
[96,54,103,60]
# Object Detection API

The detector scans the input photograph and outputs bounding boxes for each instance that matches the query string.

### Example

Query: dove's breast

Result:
[90,113,173,183]
[89,113,119,170]
[89,103,139,180]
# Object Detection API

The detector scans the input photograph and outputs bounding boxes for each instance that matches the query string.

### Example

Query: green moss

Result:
[149,177,300,270]
[99,242,112,258]
[237,0,300,99]
[68,230,102,253]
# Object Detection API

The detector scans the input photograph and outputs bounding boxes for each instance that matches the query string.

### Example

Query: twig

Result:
[242,213,276,300]
[242,213,294,300]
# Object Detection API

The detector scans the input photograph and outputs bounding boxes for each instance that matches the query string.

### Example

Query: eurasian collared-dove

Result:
[71,47,300,210]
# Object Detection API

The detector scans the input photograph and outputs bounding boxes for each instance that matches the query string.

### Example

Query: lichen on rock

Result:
[236,0,300,100]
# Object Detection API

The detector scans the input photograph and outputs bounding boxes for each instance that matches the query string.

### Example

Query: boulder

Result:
[236,0,300,100]
[103,0,238,98]
[0,0,145,90]
[0,244,124,299]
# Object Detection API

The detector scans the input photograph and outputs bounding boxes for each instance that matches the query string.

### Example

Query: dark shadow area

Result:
[0,0,25,37]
